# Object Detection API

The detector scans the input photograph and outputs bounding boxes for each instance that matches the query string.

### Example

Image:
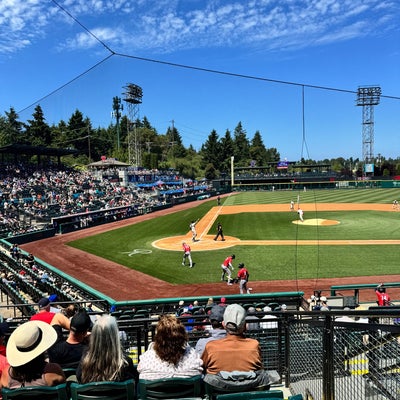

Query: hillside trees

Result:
[2,103,398,179]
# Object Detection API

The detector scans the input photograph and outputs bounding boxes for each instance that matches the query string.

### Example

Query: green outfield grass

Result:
[68,188,400,284]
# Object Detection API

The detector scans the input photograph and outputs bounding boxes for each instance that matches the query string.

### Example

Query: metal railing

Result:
[114,309,400,400]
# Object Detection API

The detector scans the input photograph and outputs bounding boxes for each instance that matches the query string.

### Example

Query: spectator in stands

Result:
[39,271,51,284]
[61,303,78,319]
[218,297,228,307]
[0,320,65,388]
[206,297,215,308]
[1,270,16,289]
[30,297,70,330]
[202,304,272,390]
[246,307,260,331]
[0,322,9,357]
[259,306,278,329]
[76,314,136,383]
[25,253,35,268]
[195,305,226,356]
[319,297,330,311]
[137,314,203,380]
[48,310,92,369]
[375,283,391,306]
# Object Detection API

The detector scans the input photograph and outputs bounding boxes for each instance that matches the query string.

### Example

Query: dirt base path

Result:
[21,199,400,302]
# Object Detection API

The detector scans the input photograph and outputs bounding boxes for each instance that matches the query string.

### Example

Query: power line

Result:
[17,1,400,116]
[18,54,114,114]
[51,0,115,55]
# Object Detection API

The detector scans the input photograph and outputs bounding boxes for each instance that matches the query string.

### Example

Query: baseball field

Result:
[21,188,400,302]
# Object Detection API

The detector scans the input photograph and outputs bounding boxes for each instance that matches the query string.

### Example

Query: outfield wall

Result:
[233,179,400,191]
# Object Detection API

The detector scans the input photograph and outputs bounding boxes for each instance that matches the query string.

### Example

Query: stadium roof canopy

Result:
[87,159,130,168]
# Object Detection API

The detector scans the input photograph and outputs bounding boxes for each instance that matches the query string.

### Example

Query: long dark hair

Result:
[9,353,46,386]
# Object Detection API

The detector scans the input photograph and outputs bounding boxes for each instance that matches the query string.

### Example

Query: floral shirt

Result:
[137,343,203,380]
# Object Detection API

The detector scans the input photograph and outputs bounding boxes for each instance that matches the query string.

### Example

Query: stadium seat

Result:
[288,395,303,400]
[138,375,203,399]
[215,390,284,399]
[267,303,280,311]
[2,383,69,400]
[70,379,135,400]
[204,382,271,400]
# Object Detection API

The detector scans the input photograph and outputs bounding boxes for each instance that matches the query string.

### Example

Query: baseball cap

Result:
[209,305,225,322]
[48,294,58,302]
[70,311,92,333]
[223,304,246,332]
[238,263,244,268]
[38,297,50,309]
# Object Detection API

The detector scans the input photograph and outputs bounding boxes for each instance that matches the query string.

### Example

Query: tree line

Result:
[0,104,399,179]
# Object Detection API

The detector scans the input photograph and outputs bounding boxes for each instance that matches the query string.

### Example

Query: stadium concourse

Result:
[21,197,400,303]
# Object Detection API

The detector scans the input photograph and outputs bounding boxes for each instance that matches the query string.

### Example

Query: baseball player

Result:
[297,208,304,222]
[237,263,250,294]
[189,219,199,242]
[182,242,193,268]
[221,254,235,285]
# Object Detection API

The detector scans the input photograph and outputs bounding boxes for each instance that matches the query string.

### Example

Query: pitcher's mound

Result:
[292,218,340,226]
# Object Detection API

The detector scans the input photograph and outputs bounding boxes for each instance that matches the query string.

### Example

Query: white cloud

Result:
[0,0,398,56]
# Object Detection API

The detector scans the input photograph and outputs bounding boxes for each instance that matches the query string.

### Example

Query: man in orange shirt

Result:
[202,304,272,392]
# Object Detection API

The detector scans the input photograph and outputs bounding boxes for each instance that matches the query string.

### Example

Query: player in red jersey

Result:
[182,242,193,268]
[221,254,235,285]
[237,263,251,294]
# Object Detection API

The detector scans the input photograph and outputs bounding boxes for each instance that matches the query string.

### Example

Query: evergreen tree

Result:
[219,129,234,173]
[25,105,52,146]
[166,125,186,159]
[233,122,250,166]
[66,110,92,158]
[200,129,220,171]
[249,130,268,166]
[265,147,280,163]
[2,107,24,145]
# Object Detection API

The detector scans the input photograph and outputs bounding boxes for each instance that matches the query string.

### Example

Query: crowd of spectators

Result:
[0,162,209,239]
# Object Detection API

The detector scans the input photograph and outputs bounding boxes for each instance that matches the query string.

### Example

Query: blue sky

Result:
[0,0,399,162]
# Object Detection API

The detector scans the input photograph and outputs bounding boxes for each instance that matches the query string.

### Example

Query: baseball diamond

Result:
[20,193,400,303]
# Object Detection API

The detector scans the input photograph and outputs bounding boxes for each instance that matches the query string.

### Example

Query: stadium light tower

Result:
[356,86,381,170]
[123,83,143,167]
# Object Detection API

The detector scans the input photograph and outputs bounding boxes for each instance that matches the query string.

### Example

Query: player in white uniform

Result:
[189,219,199,242]
[297,208,304,222]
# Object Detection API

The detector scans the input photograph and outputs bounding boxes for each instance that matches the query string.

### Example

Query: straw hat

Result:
[7,321,57,367]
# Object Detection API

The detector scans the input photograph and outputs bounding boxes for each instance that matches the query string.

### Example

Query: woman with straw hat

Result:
[0,320,65,389]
